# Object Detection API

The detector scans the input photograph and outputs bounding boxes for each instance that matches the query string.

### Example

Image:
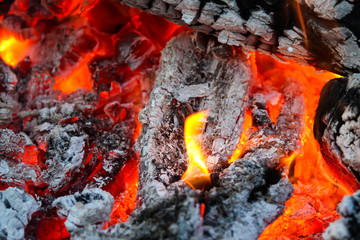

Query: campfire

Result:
[0,0,360,239]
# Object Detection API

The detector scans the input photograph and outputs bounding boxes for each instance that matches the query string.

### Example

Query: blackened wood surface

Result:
[314,74,360,190]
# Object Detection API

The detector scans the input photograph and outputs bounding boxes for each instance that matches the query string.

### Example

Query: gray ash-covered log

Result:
[117,0,360,76]
[71,31,311,240]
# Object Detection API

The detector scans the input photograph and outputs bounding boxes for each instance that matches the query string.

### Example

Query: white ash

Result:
[0,187,39,240]
[0,160,39,185]
[39,124,88,191]
[53,188,114,234]
[0,129,26,162]
[324,190,360,240]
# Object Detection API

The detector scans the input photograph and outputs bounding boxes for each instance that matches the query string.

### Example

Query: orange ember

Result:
[53,61,93,94]
[0,29,31,67]
[181,110,211,190]
[104,156,139,227]
[255,53,353,238]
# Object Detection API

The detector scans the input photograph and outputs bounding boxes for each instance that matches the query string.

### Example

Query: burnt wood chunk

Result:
[314,74,360,190]
[117,0,360,76]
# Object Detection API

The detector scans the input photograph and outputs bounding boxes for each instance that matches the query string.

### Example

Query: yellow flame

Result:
[0,35,30,67]
[228,111,253,163]
[181,110,211,189]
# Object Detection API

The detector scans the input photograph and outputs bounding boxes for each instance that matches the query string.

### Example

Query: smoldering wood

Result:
[71,32,308,240]
[314,74,360,189]
[117,0,360,76]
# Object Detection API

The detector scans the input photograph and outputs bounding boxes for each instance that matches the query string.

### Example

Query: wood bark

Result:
[117,0,360,76]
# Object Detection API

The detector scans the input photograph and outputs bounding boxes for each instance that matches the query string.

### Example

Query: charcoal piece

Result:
[323,190,360,240]
[0,58,17,92]
[53,188,114,234]
[0,93,18,128]
[314,74,360,188]
[117,0,360,75]
[115,30,157,71]
[28,22,98,77]
[0,187,39,240]
[252,108,272,126]
[0,159,38,186]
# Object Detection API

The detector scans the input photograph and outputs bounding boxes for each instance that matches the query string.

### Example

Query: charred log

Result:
[314,74,360,190]
[117,0,360,75]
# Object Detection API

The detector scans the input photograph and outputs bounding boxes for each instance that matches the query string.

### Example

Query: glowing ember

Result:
[256,54,353,238]
[181,110,211,190]
[0,30,31,67]
[104,156,139,227]
[53,61,93,94]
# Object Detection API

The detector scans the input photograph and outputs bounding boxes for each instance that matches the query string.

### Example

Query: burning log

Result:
[117,0,360,75]
[70,31,313,240]
[0,0,355,238]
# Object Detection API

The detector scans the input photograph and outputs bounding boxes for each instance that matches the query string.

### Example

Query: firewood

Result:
[117,0,360,76]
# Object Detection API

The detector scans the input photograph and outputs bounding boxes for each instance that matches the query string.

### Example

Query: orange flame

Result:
[0,30,31,67]
[257,53,353,239]
[295,0,309,49]
[181,110,211,190]
[228,110,253,163]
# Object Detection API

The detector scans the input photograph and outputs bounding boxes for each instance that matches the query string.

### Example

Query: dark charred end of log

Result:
[314,77,347,142]
[314,74,360,190]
